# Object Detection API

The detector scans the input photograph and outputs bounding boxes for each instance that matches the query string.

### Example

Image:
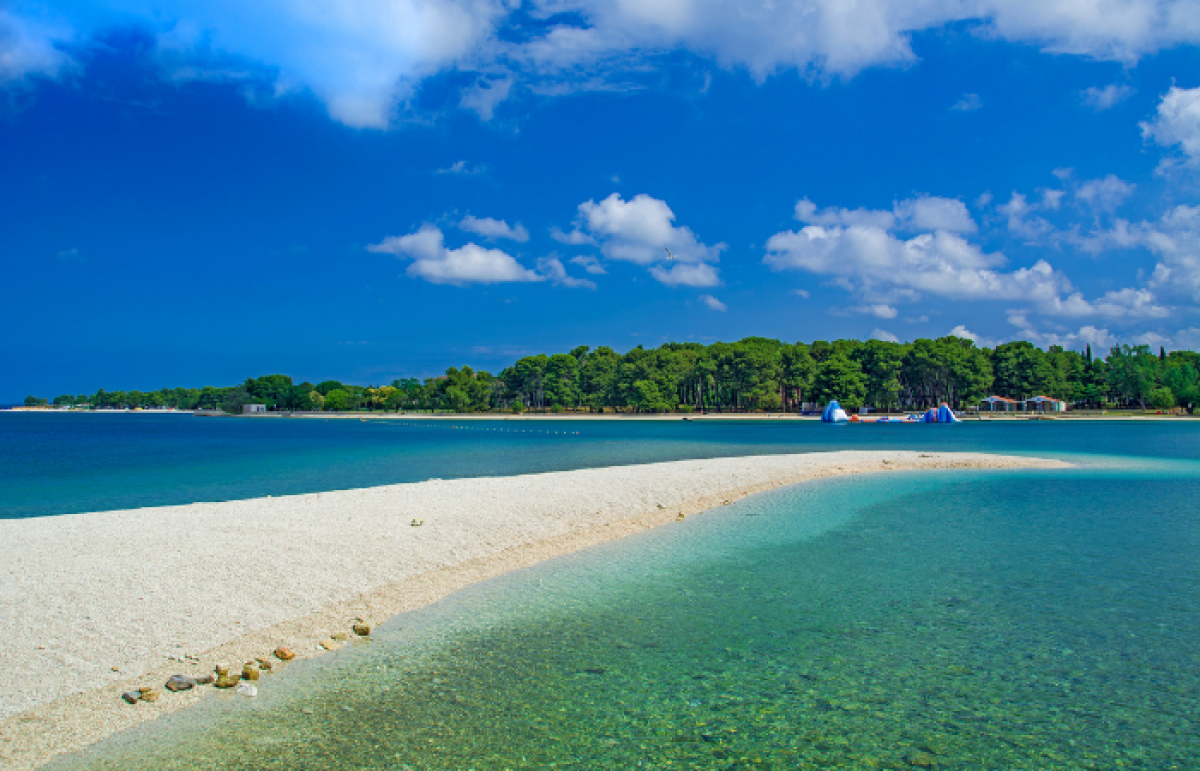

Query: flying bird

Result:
[664,248,675,260]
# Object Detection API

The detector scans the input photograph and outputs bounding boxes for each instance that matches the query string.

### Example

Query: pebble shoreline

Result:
[0,450,1070,769]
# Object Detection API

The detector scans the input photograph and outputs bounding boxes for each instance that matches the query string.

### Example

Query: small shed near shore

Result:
[1024,395,1066,412]
[243,404,267,414]
[979,396,1020,412]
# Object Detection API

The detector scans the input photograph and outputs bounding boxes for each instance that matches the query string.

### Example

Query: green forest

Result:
[24,336,1200,414]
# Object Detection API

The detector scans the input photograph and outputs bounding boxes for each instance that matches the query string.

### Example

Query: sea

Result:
[5,413,1197,769]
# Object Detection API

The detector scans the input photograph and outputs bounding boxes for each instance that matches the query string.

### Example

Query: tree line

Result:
[24,336,1200,414]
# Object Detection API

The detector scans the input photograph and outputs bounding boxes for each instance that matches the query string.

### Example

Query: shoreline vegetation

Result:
[0,451,1069,770]
[17,337,1200,416]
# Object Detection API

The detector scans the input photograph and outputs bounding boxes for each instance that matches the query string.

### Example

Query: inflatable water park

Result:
[820,400,960,424]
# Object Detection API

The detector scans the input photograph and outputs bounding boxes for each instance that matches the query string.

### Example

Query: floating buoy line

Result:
[359,420,582,436]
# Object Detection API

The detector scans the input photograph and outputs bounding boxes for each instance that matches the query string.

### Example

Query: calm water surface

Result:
[20,416,1200,769]
[2,412,1197,516]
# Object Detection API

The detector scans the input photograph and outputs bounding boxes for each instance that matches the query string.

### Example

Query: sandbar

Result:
[0,450,1069,768]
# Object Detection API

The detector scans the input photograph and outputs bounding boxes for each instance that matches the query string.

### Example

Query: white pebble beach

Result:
[0,450,1069,769]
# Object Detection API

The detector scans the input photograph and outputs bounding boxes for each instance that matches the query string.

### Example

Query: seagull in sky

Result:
[664,247,675,260]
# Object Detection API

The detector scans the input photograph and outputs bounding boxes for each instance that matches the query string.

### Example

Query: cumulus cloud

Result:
[796,195,976,233]
[998,192,1054,241]
[649,262,722,287]
[9,1,1200,126]
[368,224,543,285]
[869,328,900,343]
[765,221,1070,304]
[949,324,995,346]
[459,215,529,242]
[699,294,727,311]
[1081,83,1133,111]
[769,195,1182,327]
[1141,85,1200,162]
[577,193,724,264]
[567,193,724,286]
[537,256,597,289]
[1075,174,1136,214]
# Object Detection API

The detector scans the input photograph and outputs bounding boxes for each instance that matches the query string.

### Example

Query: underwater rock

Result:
[214,663,231,676]
[165,674,196,692]
[255,657,274,671]
[121,691,141,705]
[331,632,348,642]
[352,623,371,637]
[411,518,424,526]
[235,682,258,698]
[319,638,340,651]
[241,663,260,681]
[195,674,215,685]
[907,751,938,767]
[274,646,296,661]
[140,689,160,703]
[214,673,241,689]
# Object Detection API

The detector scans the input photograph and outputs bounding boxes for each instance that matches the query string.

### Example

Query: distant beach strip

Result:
[0,451,1070,769]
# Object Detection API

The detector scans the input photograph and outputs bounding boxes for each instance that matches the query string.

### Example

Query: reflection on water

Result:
[58,465,1200,769]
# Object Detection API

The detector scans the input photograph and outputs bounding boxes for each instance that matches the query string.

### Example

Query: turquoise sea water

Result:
[16,415,1200,768]
[2,412,1198,517]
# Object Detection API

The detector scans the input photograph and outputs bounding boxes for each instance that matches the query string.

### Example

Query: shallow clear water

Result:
[52,452,1200,770]
[3,412,1199,517]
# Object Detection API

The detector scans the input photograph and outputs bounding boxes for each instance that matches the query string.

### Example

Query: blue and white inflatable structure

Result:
[821,400,849,423]
[921,403,961,423]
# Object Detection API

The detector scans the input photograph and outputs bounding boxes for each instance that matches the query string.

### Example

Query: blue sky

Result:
[2,1,1199,400]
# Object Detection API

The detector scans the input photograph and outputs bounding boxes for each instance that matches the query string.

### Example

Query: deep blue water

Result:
[2,412,1198,517]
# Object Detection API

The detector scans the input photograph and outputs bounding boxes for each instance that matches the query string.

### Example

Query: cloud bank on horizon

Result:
[3,0,1200,399]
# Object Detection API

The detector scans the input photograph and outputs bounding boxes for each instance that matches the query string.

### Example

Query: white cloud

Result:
[569,192,725,286]
[951,93,982,111]
[852,304,899,319]
[795,198,896,230]
[1076,325,1117,352]
[1132,331,1170,347]
[649,262,722,287]
[949,324,994,346]
[367,224,543,285]
[459,215,530,242]
[1075,174,1135,213]
[792,288,810,298]
[537,256,597,289]
[459,76,512,120]
[765,221,1070,304]
[14,1,1199,126]
[869,328,900,343]
[999,192,1054,241]
[1081,83,1133,111]
[699,294,727,311]
[577,193,725,264]
[550,226,597,246]
[1038,287,1170,318]
[569,254,607,274]
[0,10,71,85]
[1141,85,1200,161]
[435,160,486,175]
[796,195,976,234]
